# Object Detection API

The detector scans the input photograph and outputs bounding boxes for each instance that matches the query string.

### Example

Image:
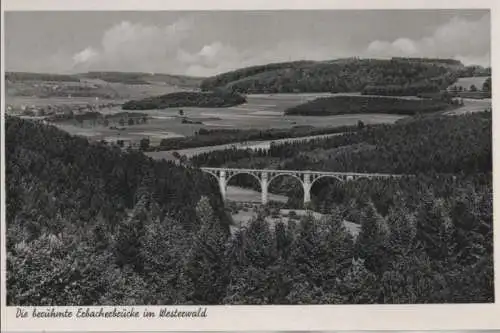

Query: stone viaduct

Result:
[201,167,404,205]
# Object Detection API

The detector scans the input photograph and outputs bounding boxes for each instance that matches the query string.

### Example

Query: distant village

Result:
[5,101,122,117]
[5,100,156,150]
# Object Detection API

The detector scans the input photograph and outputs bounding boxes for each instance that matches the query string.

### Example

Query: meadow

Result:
[450,76,490,90]
[7,80,490,157]
[44,93,406,144]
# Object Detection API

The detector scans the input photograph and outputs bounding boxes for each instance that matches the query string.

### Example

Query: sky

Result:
[4,10,491,76]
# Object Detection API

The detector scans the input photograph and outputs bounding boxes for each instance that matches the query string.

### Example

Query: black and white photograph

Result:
[3,7,493,308]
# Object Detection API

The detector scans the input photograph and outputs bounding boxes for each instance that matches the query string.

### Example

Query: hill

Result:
[79,71,204,88]
[6,117,232,305]
[122,91,247,110]
[6,71,204,88]
[5,71,203,102]
[5,72,81,82]
[200,57,464,95]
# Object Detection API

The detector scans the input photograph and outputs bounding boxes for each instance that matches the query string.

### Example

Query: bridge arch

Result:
[266,172,305,206]
[201,169,220,182]
[268,173,304,187]
[226,171,262,189]
[308,174,348,210]
[352,175,372,182]
[310,174,346,187]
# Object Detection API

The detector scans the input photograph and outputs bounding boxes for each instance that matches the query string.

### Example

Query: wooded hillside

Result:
[200,57,463,95]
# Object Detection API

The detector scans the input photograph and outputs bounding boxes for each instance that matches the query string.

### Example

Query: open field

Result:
[5,80,197,107]
[223,186,361,238]
[11,92,406,145]
[445,98,491,115]
[226,185,288,203]
[230,206,361,237]
[448,76,490,90]
[6,79,491,152]
[145,132,347,160]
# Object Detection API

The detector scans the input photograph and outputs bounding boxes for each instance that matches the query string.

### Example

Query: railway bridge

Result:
[201,167,405,205]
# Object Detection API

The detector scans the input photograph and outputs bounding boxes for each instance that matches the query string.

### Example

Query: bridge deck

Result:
[200,167,405,177]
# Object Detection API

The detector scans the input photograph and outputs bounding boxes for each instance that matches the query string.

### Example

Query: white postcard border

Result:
[1,0,499,332]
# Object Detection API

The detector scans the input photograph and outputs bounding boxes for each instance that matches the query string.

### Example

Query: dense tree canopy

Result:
[6,110,493,305]
[154,125,358,151]
[189,112,493,302]
[284,95,456,116]
[200,58,462,95]
[193,112,491,175]
[122,91,246,110]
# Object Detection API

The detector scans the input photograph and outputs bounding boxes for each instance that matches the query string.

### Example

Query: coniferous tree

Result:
[224,216,279,304]
[415,196,455,264]
[355,201,390,275]
[181,196,229,304]
[139,216,190,304]
[338,258,379,304]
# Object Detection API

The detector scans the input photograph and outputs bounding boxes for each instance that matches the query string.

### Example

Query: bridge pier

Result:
[261,172,269,205]
[218,170,227,201]
[303,173,311,205]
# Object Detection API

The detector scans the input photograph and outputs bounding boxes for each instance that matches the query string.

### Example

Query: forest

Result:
[200,57,462,95]
[81,71,154,85]
[284,95,457,116]
[122,91,246,110]
[6,110,493,305]
[458,65,492,77]
[191,112,491,208]
[362,82,444,96]
[153,125,359,151]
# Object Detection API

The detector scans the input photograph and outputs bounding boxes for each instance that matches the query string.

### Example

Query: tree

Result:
[139,138,150,151]
[113,203,148,272]
[224,216,281,304]
[337,258,379,304]
[180,196,229,304]
[7,232,116,306]
[179,155,188,165]
[138,216,191,304]
[355,201,390,275]
[386,205,417,255]
[415,196,454,263]
[482,77,491,93]
[118,118,125,127]
[469,84,478,92]
[128,118,135,126]
[179,109,184,116]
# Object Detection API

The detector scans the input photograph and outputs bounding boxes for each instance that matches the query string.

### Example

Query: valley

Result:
[5,56,494,305]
